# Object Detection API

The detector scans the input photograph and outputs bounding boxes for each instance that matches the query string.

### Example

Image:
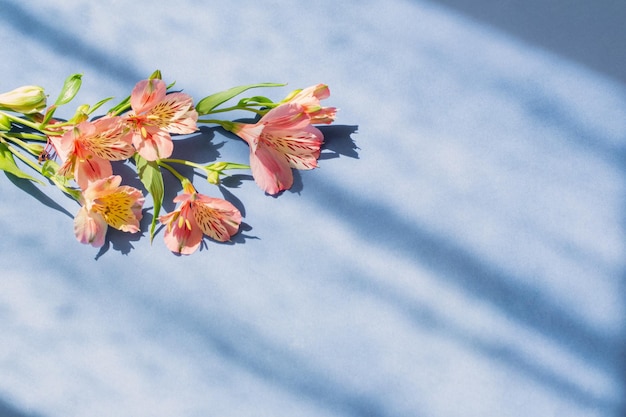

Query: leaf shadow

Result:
[5,172,74,218]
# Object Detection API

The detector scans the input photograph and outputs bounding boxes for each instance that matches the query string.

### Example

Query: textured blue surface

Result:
[0,1,624,416]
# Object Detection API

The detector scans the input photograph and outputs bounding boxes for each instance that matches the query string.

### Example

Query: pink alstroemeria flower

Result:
[159,182,242,255]
[285,84,337,124]
[50,117,135,189]
[231,103,324,195]
[74,175,144,247]
[125,79,198,161]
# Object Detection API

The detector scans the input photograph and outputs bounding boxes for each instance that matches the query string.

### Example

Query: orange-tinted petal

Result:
[149,92,197,134]
[192,196,241,242]
[131,126,173,161]
[250,144,293,195]
[160,205,203,254]
[74,206,107,247]
[131,79,166,115]
[74,155,113,190]
[262,125,323,170]
[84,117,135,161]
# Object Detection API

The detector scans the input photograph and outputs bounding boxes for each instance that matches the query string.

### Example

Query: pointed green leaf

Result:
[107,95,131,116]
[55,73,83,106]
[107,96,130,115]
[238,96,274,106]
[196,83,286,115]
[0,143,42,184]
[88,97,114,115]
[149,69,162,80]
[40,104,58,127]
[135,154,164,241]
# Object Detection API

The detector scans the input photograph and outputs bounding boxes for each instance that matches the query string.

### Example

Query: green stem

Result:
[5,132,48,142]
[205,105,266,115]
[157,160,187,184]
[197,119,237,132]
[0,111,61,136]
[160,158,205,171]
[4,135,43,156]
[50,176,82,202]
[5,142,43,174]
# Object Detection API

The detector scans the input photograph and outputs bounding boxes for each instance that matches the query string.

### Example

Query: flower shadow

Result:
[92,123,350,257]
[94,221,145,260]
[170,126,223,164]
[319,124,360,160]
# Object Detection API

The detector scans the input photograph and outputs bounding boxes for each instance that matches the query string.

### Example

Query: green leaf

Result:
[135,154,164,242]
[40,159,61,179]
[55,73,83,106]
[0,143,42,184]
[149,69,162,80]
[107,95,131,116]
[195,83,285,115]
[88,97,114,115]
[238,96,274,106]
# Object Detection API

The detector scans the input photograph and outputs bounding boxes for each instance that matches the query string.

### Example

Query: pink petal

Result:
[130,79,166,114]
[193,196,242,241]
[150,92,198,134]
[232,123,264,149]
[262,103,310,130]
[82,174,123,200]
[74,156,113,190]
[160,209,203,255]
[263,125,323,170]
[165,107,199,135]
[309,107,337,124]
[48,132,75,162]
[74,206,107,247]
[250,143,293,195]
[132,127,173,161]
[86,117,135,161]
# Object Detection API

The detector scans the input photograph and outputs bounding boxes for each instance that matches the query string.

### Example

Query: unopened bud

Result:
[69,104,90,123]
[207,169,220,185]
[0,85,47,114]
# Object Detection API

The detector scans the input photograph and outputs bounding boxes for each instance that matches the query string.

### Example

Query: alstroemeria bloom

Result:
[50,116,135,189]
[230,102,324,195]
[74,175,144,247]
[124,79,198,161]
[284,84,336,124]
[159,182,242,255]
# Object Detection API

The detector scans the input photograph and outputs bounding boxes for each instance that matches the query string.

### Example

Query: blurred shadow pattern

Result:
[0,1,145,84]
[426,0,626,85]
[0,0,623,416]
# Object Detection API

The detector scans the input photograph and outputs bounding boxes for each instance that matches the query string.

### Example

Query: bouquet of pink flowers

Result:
[0,71,338,255]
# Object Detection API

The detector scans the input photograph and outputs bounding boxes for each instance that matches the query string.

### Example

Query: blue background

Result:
[0,1,624,416]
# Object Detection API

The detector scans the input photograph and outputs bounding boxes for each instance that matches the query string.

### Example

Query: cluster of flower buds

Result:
[0,71,337,255]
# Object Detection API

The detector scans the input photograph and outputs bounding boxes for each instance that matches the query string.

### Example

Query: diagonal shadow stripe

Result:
[339,264,619,412]
[130,293,404,417]
[0,224,402,417]
[424,0,626,85]
[0,397,43,417]
[0,0,145,85]
[306,179,623,373]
